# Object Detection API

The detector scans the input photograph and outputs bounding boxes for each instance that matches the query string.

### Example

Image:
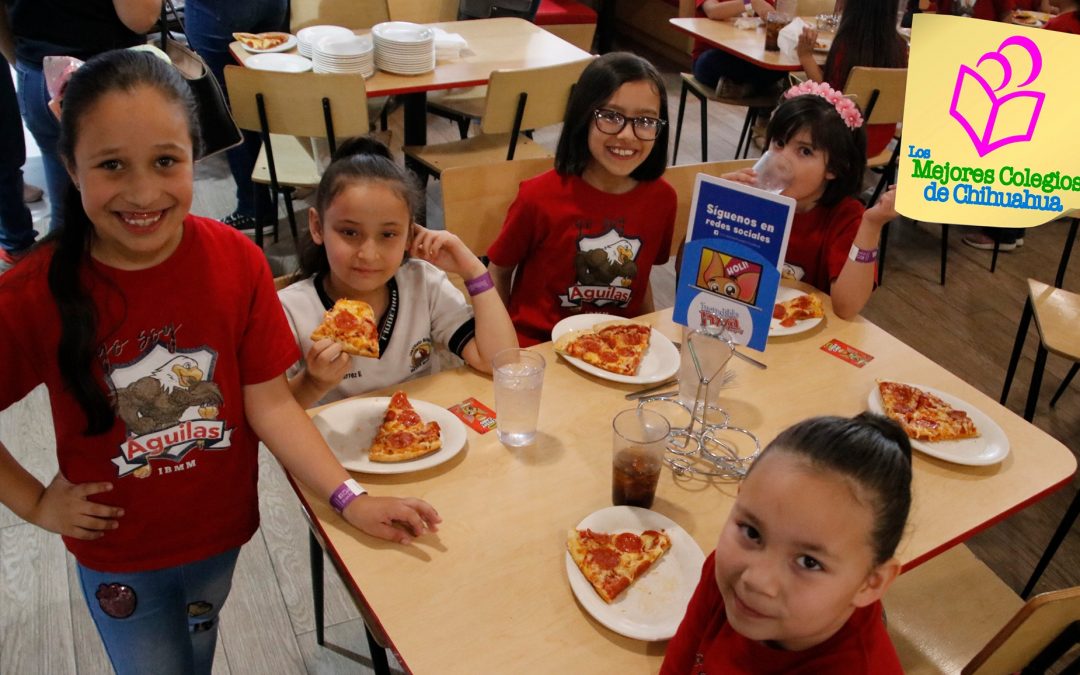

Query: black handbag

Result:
[160,0,243,159]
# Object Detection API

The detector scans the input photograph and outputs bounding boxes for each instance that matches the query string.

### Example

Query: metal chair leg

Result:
[699,90,708,162]
[1021,488,1080,599]
[309,530,325,646]
[990,238,1000,273]
[878,221,890,285]
[940,224,949,285]
[283,189,299,241]
[673,80,689,164]
[1050,363,1079,408]
[1024,343,1048,422]
[365,623,391,675]
[734,108,753,160]
[1002,298,1033,406]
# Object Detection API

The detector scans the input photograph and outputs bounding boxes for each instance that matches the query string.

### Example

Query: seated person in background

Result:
[1045,0,1079,31]
[660,414,912,674]
[692,0,790,97]
[796,0,908,158]
[924,0,1015,21]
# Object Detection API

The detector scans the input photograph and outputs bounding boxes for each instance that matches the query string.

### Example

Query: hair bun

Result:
[854,412,912,464]
[331,136,393,163]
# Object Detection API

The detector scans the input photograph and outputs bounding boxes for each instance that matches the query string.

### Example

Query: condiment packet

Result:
[448,397,497,433]
[820,339,874,368]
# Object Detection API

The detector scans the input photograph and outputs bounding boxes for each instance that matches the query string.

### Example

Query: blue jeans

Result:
[77,547,241,675]
[14,60,68,232]
[184,0,287,219]
[0,56,35,255]
[692,49,787,91]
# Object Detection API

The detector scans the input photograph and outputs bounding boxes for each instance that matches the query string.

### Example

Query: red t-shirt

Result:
[661,552,904,674]
[783,197,865,293]
[487,170,676,346]
[0,215,300,572]
[1045,10,1080,32]
[929,0,1015,20]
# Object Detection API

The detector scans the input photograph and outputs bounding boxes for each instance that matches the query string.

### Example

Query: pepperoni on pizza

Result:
[310,299,379,358]
[567,528,671,603]
[554,321,652,376]
[368,391,442,462]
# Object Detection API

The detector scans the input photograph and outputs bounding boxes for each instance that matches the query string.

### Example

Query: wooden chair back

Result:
[290,0,390,32]
[965,586,1080,674]
[388,0,458,22]
[224,67,370,140]
[664,159,756,256]
[479,58,594,135]
[441,157,555,254]
[843,67,907,126]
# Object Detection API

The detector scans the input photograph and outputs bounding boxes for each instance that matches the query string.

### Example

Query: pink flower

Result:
[782,81,864,129]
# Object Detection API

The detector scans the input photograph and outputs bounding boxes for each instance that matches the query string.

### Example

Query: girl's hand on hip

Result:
[343,495,442,545]
[306,339,350,389]
[865,185,899,229]
[30,473,124,540]
[410,225,486,280]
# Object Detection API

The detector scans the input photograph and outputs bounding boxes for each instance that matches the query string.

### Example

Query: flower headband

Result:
[783,80,864,130]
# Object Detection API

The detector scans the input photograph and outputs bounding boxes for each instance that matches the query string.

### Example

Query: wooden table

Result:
[669,16,823,71]
[295,301,1075,673]
[230,18,591,145]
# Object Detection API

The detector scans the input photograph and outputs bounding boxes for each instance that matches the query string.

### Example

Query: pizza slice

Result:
[233,31,289,50]
[567,528,671,603]
[773,292,824,328]
[310,299,379,358]
[877,381,980,442]
[553,321,652,376]
[368,391,442,462]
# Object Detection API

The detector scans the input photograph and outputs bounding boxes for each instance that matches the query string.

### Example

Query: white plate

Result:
[867,383,1010,466]
[312,397,467,474]
[316,34,373,56]
[236,33,297,54]
[769,286,824,337]
[813,38,832,53]
[372,21,435,43]
[297,24,353,45]
[565,506,705,641]
[245,53,312,73]
[550,314,680,385]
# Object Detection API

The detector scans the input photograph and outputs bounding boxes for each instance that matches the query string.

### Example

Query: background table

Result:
[669,16,823,71]
[230,18,591,145]
[294,299,1076,673]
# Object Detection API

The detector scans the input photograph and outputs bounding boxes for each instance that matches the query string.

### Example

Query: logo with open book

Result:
[949,35,1045,157]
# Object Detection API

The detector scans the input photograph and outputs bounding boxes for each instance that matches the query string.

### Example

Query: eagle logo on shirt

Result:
[106,344,233,479]
[560,228,643,308]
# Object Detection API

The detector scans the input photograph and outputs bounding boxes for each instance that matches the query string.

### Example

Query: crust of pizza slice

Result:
[310,299,379,358]
[566,528,671,603]
[877,380,980,442]
[368,391,442,462]
[553,321,652,376]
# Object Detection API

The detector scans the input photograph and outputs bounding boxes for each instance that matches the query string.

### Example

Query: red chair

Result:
[533,0,597,51]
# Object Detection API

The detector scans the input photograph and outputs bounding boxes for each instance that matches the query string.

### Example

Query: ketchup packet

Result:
[447,397,497,434]
[820,339,874,368]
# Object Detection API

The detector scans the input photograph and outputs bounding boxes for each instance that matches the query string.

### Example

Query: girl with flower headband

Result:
[725,81,898,319]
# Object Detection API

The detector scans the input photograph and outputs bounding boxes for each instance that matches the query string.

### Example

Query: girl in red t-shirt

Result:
[488,52,677,346]
[0,49,439,674]
[725,82,897,318]
[661,413,913,674]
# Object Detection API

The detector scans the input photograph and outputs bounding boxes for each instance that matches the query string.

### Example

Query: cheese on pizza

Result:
[567,528,671,603]
[773,292,824,328]
[554,321,652,376]
[368,391,442,462]
[310,299,379,358]
[877,381,980,442]
[233,32,289,50]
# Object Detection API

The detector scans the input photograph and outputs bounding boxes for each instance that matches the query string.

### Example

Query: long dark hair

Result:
[824,0,908,89]
[52,49,199,435]
[298,137,422,279]
[766,95,867,207]
[750,413,913,566]
[554,52,669,182]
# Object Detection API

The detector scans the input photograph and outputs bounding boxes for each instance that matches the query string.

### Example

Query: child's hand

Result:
[797,27,818,57]
[305,339,350,390]
[722,168,758,186]
[865,185,898,229]
[410,225,485,280]
[343,495,442,545]
[29,473,123,540]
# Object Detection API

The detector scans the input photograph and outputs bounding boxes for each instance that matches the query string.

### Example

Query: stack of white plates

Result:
[313,34,374,76]
[296,25,353,58]
[371,21,435,76]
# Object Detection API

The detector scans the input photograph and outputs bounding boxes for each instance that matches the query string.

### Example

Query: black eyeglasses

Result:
[592,108,666,141]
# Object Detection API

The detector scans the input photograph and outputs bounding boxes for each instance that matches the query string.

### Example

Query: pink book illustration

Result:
[949,35,1044,157]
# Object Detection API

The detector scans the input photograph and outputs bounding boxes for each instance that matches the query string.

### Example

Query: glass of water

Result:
[492,348,546,447]
[752,150,795,194]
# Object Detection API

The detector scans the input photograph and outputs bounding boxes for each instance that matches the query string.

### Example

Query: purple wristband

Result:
[330,478,366,514]
[465,271,495,296]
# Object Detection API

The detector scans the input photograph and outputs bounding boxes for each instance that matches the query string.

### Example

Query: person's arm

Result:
[488,262,515,308]
[797,27,825,82]
[113,0,165,34]
[830,186,897,319]
[749,0,775,17]
[245,375,441,544]
[0,4,16,65]
[0,441,124,540]
[702,0,746,19]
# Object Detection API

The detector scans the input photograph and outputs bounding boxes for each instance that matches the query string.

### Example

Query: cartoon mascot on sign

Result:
[575,238,637,287]
[114,355,223,435]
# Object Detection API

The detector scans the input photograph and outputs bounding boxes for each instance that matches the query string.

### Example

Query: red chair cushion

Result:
[534,0,598,25]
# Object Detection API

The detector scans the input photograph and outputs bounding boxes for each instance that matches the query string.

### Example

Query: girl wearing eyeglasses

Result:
[487,52,676,347]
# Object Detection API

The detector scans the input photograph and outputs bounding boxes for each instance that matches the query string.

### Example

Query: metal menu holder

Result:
[638,319,761,479]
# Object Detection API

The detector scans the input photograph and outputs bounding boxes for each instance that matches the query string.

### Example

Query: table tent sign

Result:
[897,14,1080,228]
[673,175,795,351]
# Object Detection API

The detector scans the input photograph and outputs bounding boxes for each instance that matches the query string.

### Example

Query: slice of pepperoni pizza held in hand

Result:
[311,299,379,358]
[567,528,671,603]
[368,391,442,462]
